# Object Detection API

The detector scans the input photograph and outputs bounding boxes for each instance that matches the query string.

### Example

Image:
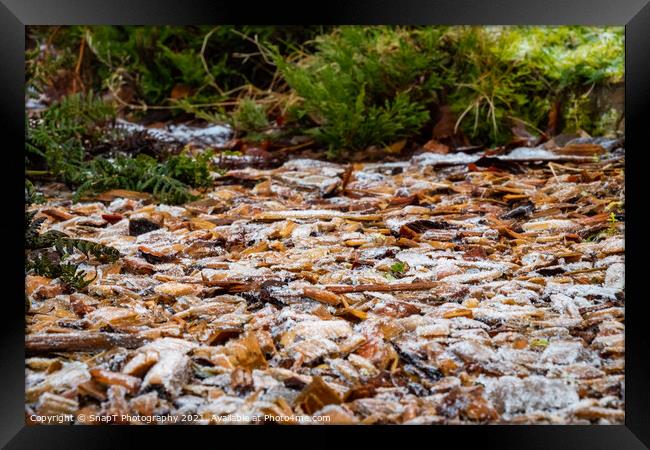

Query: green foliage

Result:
[232,98,270,135]
[26,26,85,96]
[26,91,115,182]
[390,261,406,275]
[26,254,97,291]
[73,151,214,205]
[25,202,120,291]
[25,180,45,204]
[25,210,120,263]
[590,108,621,138]
[563,92,593,133]
[27,26,329,106]
[163,150,215,188]
[53,237,121,263]
[27,25,625,154]
[276,25,623,150]
[273,26,446,154]
[24,210,47,249]
[508,26,623,88]
[530,338,550,348]
[445,26,624,144]
[445,27,539,144]
[26,91,216,205]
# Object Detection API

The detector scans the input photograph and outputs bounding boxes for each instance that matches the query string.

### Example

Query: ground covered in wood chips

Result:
[25,141,625,425]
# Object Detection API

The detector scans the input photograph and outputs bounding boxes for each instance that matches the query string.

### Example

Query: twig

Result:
[230,29,274,65]
[25,170,51,177]
[340,164,353,193]
[26,332,149,354]
[200,27,225,96]
[326,281,440,294]
[507,115,547,137]
[549,161,586,173]
[548,162,560,184]
[73,36,86,93]
[276,139,316,154]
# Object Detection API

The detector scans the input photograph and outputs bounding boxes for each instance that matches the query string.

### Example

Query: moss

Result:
[445,26,624,145]
[274,25,623,151]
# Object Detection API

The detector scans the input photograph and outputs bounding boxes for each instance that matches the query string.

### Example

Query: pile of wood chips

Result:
[25,142,625,425]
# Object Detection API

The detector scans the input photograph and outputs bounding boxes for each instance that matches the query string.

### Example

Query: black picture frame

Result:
[3,1,649,448]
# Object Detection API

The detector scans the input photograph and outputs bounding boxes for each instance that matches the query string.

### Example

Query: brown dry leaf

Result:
[294,376,342,415]
[170,84,192,99]
[122,351,159,377]
[432,105,458,140]
[385,140,407,154]
[303,287,343,306]
[25,275,51,296]
[90,368,141,394]
[225,332,268,370]
[41,208,74,221]
[555,143,606,156]
[95,189,153,201]
[423,139,450,154]
[154,282,200,297]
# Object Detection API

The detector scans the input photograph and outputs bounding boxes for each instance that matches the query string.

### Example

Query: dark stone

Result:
[537,266,566,276]
[500,201,535,220]
[259,280,287,307]
[128,218,161,236]
[283,376,307,390]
